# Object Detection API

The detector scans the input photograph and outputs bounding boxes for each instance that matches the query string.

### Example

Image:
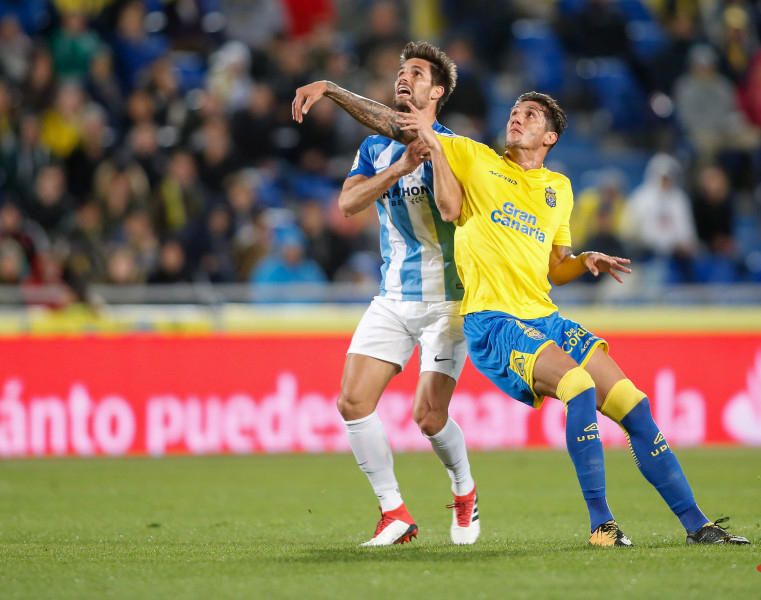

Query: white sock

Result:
[426,418,474,496]
[344,411,403,512]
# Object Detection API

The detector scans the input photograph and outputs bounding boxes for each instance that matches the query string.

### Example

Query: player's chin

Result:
[393,97,411,112]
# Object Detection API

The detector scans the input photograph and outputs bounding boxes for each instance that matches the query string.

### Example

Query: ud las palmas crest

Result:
[545,186,557,207]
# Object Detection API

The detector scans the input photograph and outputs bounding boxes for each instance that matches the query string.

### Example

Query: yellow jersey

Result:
[437,134,574,319]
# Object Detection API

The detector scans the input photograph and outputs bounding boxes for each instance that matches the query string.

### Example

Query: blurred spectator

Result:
[225,171,262,230]
[21,45,56,112]
[40,80,86,158]
[219,0,284,49]
[648,13,700,94]
[148,238,192,283]
[93,159,150,240]
[0,14,31,83]
[192,204,237,282]
[144,57,185,130]
[105,244,143,284]
[25,164,74,237]
[355,0,407,67]
[440,0,514,70]
[154,149,205,238]
[0,201,46,279]
[0,238,27,283]
[0,78,13,146]
[674,44,760,161]
[206,40,254,112]
[65,103,111,202]
[111,0,167,93]
[570,170,628,250]
[251,226,326,285]
[739,49,761,125]
[692,164,736,256]
[713,3,758,83]
[64,201,106,283]
[127,121,164,187]
[555,0,629,59]
[624,154,698,280]
[85,49,124,123]
[195,117,239,195]
[231,84,277,166]
[299,199,350,280]
[123,207,158,276]
[49,9,101,80]
[0,112,54,203]
[440,36,488,139]
[162,0,222,55]
[281,0,335,40]
[125,87,156,128]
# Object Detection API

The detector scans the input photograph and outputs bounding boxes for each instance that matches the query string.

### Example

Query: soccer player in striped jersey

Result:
[292,42,479,546]
[294,78,751,547]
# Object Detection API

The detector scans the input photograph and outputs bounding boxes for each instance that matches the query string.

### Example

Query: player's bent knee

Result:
[599,378,647,423]
[336,390,374,421]
[555,366,595,404]
[415,410,447,436]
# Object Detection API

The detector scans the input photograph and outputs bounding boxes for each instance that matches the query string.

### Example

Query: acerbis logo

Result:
[488,170,517,185]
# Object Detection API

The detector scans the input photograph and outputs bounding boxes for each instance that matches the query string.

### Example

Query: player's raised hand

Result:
[583,252,632,283]
[395,138,430,174]
[396,101,438,147]
[292,81,328,123]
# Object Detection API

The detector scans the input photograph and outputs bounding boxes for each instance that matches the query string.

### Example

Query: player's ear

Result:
[430,85,444,101]
[544,130,558,147]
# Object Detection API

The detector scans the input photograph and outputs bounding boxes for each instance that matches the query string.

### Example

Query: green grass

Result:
[1,449,759,599]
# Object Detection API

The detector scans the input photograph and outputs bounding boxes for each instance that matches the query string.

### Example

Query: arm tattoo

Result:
[325,83,416,144]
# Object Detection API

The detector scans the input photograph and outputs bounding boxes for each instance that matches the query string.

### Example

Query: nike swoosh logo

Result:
[434,356,452,362]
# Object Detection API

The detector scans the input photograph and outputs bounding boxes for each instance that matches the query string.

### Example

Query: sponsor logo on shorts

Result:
[561,326,591,353]
[434,355,452,362]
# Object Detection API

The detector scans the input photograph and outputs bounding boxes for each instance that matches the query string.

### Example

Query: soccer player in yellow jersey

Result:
[292,75,751,546]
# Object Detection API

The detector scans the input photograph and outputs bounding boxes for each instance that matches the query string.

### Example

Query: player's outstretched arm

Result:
[548,246,632,286]
[292,80,416,144]
[338,143,428,217]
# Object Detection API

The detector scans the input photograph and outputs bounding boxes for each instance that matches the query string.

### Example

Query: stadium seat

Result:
[511,19,566,95]
[173,52,207,92]
[577,58,647,131]
[627,20,667,60]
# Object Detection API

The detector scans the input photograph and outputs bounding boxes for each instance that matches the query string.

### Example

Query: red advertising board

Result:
[0,334,760,457]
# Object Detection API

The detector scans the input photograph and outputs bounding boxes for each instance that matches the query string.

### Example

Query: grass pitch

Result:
[1,449,759,599]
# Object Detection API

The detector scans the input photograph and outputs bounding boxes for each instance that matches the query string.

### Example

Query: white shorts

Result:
[347,296,467,380]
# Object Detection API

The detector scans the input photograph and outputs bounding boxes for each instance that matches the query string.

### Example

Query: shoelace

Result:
[596,521,619,538]
[373,509,395,536]
[446,498,475,527]
[712,516,731,531]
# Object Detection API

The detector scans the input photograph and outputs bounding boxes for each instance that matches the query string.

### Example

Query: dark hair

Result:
[515,91,567,140]
[400,41,457,114]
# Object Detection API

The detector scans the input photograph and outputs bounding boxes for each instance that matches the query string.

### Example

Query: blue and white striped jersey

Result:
[347,122,464,302]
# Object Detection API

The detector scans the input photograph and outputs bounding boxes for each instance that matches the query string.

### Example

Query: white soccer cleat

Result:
[448,486,480,545]
[360,504,418,547]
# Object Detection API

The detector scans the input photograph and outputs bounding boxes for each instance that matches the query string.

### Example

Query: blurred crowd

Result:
[0,0,759,306]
